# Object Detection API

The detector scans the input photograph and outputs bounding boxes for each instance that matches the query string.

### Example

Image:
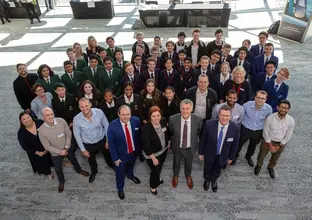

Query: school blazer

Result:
[253,54,279,75]
[252,72,276,93]
[161,51,179,64]
[81,65,105,86]
[96,67,122,96]
[138,69,161,91]
[159,69,180,92]
[120,72,141,94]
[52,93,79,124]
[116,94,143,119]
[113,60,129,74]
[230,58,252,79]
[106,46,123,59]
[74,59,87,72]
[60,71,82,96]
[263,80,289,112]
[36,75,61,96]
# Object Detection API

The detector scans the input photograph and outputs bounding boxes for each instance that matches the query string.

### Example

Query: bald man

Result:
[38,107,90,193]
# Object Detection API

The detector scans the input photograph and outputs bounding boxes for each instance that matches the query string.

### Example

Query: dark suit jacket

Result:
[36,75,61,96]
[218,54,233,65]
[113,60,129,75]
[73,59,87,72]
[185,86,218,120]
[199,119,240,165]
[138,69,160,91]
[207,63,221,83]
[186,40,206,65]
[253,54,279,75]
[141,119,169,156]
[132,41,150,56]
[168,113,202,155]
[212,73,231,102]
[60,71,82,96]
[106,46,123,59]
[174,59,184,71]
[116,94,143,119]
[263,80,289,112]
[131,53,149,65]
[52,93,79,124]
[161,51,179,64]
[134,64,147,75]
[233,50,254,64]
[98,97,118,122]
[159,69,180,92]
[81,65,105,86]
[120,73,141,94]
[252,73,276,93]
[177,67,197,98]
[96,67,122,96]
[108,116,142,161]
[230,58,252,79]
[13,73,38,110]
[161,97,180,121]
[155,57,165,70]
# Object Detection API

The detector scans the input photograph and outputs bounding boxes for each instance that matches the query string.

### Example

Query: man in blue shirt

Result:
[73,97,114,183]
[231,90,272,167]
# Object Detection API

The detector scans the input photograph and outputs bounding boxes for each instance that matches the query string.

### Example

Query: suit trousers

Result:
[173,148,193,177]
[83,137,114,173]
[50,147,82,184]
[204,155,221,183]
[146,149,168,189]
[115,152,136,190]
[235,125,262,160]
[22,3,39,20]
[256,140,285,169]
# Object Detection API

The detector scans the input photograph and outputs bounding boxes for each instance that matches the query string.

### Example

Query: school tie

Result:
[274,84,279,92]
[238,61,242,66]
[211,66,215,71]
[180,61,183,67]
[169,53,172,59]
[222,57,226,63]
[69,73,73,80]
[119,63,122,69]
[167,71,171,77]
[111,48,114,54]
[72,62,76,70]
[182,121,188,149]
[260,46,264,54]
[125,124,133,154]
[150,72,154,79]
[46,79,50,84]
[108,70,111,78]
[92,68,96,76]
[216,127,224,155]
[265,57,269,63]
[266,77,270,81]
[130,76,134,82]
[61,99,65,105]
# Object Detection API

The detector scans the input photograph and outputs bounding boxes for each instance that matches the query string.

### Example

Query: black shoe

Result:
[151,188,158,195]
[37,18,41,23]
[222,164,227,169]
[254,166,261,176]
[58,184,64,193]
[230,160,236,166]
[6,19,11,23]
[203,180,210,191]
[245,156,254,167]
[159,178,164,184]
[267,168,275,179]
[130,176,141,184]
[140,155,145,162]
[89,173,96,183]
[118,190,125,200]
[1,19,5,24]
[212,181,218,192]
[49,6,53,9]
[30,19,33,24]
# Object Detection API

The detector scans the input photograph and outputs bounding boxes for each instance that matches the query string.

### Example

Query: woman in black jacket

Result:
[141,106,169,195]
[78,80,102,108]
[161,86,180,121]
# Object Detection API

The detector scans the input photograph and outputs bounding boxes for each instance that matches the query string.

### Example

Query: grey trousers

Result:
[173,148,193,177]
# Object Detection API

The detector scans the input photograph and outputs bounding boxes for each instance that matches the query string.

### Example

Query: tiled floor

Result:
[0,0,312,219]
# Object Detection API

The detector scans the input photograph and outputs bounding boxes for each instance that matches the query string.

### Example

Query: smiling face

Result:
[20,114,34,127]
[106,38,115,48]
[17,64,27,77]
[277,103,290,117]
[165,89,175,101]
[79,99,92,116]
[219,109,231,126]
[180,102,192,119]
[83,83,93,94]
[42,108,54,125]
[104,60,113,70]
[35,86,44,97]
[124,85,133,98]
[104,91,113,103]
[150,111,161,124]
[55,87,66,98]
[119,106,131,124]
[166,43,174,52]
[146,82,155,94]
[41,67,50,78]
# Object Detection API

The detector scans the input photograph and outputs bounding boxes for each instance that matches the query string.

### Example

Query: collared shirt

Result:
[265,73,274,81]
[217,121,229,154]
[67,72,74,79]
[106,99,115,108]
[30,92,53,120]
[106,69,112,76]
[127,74,134,82]
[264,55,271,64]
[237,59,244,66]
[212,102,245,124]
[263,113,295,145]
[210,63,216,71]
[191,44,198,66]
[120,120,135,152]
[259,44,264,54]
[274,79,282,91]
[242,101,272,131]
[148,71,154,78]
[44,119,58,128]
[43,76,51,83]
[179,116,191,148]
[59,96,66,102]
[220,73,230,85]
[194,88,208,119]
[90,66,97,74]
[124,94,134,104]
[85,93,93,99]
[201,68,207,75]
[73,108,109,151]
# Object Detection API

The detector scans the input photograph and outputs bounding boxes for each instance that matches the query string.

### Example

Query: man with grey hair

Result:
[168,99,202,189]
[185,74,218,122]
[38,107,89,193]
[73,97,114,184]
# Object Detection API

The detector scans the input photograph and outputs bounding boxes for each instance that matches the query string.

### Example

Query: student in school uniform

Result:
[132,44,149,65]
[98,89,119,123]
[249,31,269,59]
[66,47,87,72]
[233,39,253,64]
[186,28,206,69]
[230,47,252,80]
[177,57,196,99]
[139,57,161,91]
[132,32,150,56]
[206,29,225,57]
[174,32,187,53]
[151,36,166,56]
[81,55,105,86]
[97,47,107,67]
[159,58,180,92]
[132,54,147,75]
[207,50,222,83]
[78,80,102,108]
[113,49,129,75]
[161,86,180,121]
[150,46,165,70]
[121,62,141,94]
[263,67,289,112]
[253,42,279,76]
[105,36,123,60]
[193,55,210,85]
[60,61,82,97]
[116,81,143,120]
[161,41,179,64]
[219,44,233,65]
[174,49,187,71]
[213,62,231,103]
[252,60,277,93]
[36,64,61,96]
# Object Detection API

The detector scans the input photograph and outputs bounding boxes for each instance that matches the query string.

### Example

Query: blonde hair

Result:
[87,36,97,49]
[278,67,290,79]
[231,66,246,82]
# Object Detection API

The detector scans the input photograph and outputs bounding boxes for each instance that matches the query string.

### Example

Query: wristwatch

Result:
[65,146,69,151]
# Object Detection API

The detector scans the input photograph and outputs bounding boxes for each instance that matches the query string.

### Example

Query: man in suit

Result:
[252,60,277,93]
[230,47,252,80]
[219,44,233,65]
[108,105,142,200]
[199,105,240,192]
[249,31,269,59]
[185,74,218,122]
[186,28,206,69]
[253,42,278,76]
[263,67,289,112]
[61,61,82,97]
[81,55,104,86]
[66,48,87,72]
[106,36,122,60]
[96,56,122,96]
[13,63,38,112]
[169,99,202,189]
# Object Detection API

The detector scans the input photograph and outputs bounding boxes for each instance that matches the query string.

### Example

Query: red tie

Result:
[125,124,133,154]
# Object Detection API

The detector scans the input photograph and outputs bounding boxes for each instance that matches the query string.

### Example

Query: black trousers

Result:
[83,137,114,173]
[50,147,82,184]
[235,125,263,160]
[22,3,39,20]
[0,7,10,21]
[44,0,52,8]
[204,155,221,183]
[146,149,168,189]
[173,148,193,177]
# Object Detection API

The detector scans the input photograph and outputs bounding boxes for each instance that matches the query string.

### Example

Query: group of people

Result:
[14,29,295,200]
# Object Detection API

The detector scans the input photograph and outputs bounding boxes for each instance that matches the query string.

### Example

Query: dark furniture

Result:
[139,3,231,27]
[70,0,114,19]
[7,0,41,18]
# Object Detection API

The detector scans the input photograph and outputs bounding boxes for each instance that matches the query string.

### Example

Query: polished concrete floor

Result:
[0,0,311,219]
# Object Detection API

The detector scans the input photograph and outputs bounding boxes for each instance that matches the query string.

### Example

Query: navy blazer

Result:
[161,51,179,64]
[199,119,240,165]
[138,68,161,91]
[262,80,289,112]
[159,69,180,92]
[249,44,263,58]
[253,54,279,75]
[107,116,141,161]
[155,57,165,70]
[212,73,231,102]
[230,58,252,79]
[252,72,276,93]
[120,73,141,94]
[174,59,184,70]
[233,50,254,64]
[177,67,197,97]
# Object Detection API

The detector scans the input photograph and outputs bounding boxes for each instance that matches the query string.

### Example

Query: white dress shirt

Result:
[264,55,271,64]
[179,116,191,149]
[274,79,282,91]
[217,122,229,154]
[85,93,93,99]
[121,120,135,152]
[106,99,115,108]
[220,73,230,85]
[237,59,244,66]
[124,94,134,104]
